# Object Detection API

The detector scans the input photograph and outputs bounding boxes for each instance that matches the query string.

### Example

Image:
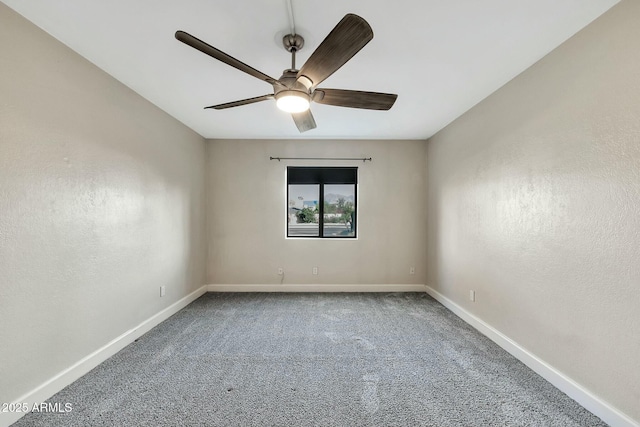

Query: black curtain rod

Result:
[270,156,372,162]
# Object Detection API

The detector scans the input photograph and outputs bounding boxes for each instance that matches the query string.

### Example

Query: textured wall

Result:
[0,4,207,405]
[427,0,640,421]
[207,139,427,286]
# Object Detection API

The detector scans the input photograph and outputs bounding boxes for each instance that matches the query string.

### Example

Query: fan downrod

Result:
[283,34,304,70]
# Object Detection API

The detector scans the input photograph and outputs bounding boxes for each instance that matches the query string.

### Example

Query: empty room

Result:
[1,0,638,426]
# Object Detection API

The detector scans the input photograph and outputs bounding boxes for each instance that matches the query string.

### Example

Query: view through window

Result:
[287,167,357,238]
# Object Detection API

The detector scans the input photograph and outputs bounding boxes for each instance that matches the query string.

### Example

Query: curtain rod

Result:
[270,156,372,162]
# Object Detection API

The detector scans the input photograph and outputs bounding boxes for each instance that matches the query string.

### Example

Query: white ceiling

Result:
[2,0,619,140]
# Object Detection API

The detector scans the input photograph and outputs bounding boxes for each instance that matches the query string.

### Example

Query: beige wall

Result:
[207,139,427,286]
[427,0,640,422]
[0,3,207,406]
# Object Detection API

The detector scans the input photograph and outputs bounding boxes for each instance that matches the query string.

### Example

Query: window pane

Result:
[288,184,319,237]
[323,184,356,237]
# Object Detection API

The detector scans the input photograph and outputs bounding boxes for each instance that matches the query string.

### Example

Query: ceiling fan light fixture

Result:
[176,14,396,132]
[275,90,310,113]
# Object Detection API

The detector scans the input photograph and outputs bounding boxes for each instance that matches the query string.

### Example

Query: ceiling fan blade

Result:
[296,14,373,90]
[313,89,397,110]
[292,110,317,133]
[175,31,280,86]
[205,94,273,110]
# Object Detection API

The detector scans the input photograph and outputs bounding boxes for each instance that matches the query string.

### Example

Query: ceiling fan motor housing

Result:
[274,69,311,113]
[275,69,307,93]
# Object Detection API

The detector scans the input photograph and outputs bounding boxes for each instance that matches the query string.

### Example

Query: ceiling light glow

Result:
[276,90,310,113]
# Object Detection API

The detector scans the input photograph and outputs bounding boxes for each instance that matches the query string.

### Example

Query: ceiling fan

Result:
[175,14,397,133]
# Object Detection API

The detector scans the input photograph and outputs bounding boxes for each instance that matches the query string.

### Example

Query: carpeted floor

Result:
[14,292,606,426]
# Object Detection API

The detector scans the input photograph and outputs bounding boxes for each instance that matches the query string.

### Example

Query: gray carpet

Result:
[14,292,606,426]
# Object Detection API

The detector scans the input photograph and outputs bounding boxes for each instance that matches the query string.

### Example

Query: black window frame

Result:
[287,166,358,239]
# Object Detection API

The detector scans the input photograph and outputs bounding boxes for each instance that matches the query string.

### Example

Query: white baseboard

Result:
[207,283,427,292]
[1,285,208,427]
[424,285,638,427]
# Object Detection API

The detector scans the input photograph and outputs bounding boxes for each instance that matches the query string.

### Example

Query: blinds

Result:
[287,167,358,185]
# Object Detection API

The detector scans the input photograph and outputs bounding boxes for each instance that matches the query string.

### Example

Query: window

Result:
[287,167,357,238]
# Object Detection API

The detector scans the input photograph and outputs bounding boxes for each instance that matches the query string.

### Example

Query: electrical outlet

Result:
[277,267,284,275]
[312,266,318,275]
[469,290,475,302]
[160,286,166,297]
[409,266,415,275]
